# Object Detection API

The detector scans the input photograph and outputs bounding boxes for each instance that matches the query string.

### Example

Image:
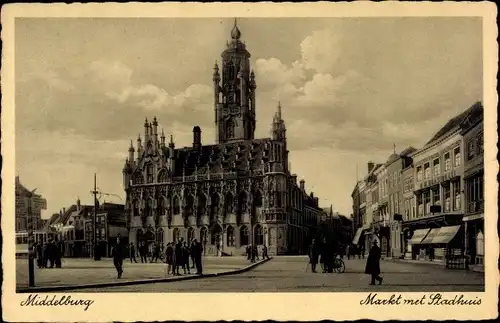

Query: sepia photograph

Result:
[2,2,498,322]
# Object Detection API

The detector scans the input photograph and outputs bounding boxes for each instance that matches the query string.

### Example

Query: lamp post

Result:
[26,190,36,287]
[92,173,100,261]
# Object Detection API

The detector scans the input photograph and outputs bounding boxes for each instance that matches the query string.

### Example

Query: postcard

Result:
[1,1,498,321]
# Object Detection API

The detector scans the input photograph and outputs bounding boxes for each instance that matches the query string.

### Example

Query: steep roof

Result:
[425,102,482,146]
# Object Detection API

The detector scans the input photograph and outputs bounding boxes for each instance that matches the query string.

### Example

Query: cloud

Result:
[300,29,342,73]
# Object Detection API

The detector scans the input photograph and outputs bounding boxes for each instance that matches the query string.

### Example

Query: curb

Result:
[16,257,272,293]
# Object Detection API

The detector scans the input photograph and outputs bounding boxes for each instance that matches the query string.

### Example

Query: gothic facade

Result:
[122,21,325,256]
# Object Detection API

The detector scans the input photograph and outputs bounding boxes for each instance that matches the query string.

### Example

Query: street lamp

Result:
[26,190,36,287]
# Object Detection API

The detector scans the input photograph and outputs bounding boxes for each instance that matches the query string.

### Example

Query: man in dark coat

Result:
[129,243,138,263]
[112,235,125,278]
[191,239,203,275]
[190,240,196,269]
[36,243,43,268]
[165,242,174,274]
[151,242,161,263]
[365,240,383,285]
[308,239,320,273]
[139,242,147,263]
[262,245,269,259]
[246,245,251,260]
[174,240,183,275]
[182,241,191,274]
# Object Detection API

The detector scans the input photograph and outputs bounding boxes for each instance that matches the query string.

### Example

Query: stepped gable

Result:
[171,138,272,177]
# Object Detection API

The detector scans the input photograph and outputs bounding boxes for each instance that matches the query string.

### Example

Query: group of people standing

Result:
[128,241,164,263]
[308,237,339,273]
[308,236,383,285]
[165,238,204,275]
[245,244,270,262]
[34,239,63,269]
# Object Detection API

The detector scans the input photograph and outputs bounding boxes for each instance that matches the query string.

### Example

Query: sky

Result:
[15,17,482,218]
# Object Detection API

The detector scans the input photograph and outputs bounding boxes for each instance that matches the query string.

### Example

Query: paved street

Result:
[16,256,252,289]
[75,256,484,292]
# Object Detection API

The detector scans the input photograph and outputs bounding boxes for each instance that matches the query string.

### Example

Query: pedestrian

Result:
[174,240,183,275]
[365,240,383,285]
[151,242,161,263]
[182,241,191,274]
[112,234,125,278]
[36,243,43,268]
[246,245,251,260]
[192,239,203,275]
[429,247,435,261]
[308,239,319,273]
[54,239,62,268]
[139,242,147,263]
[42,242,49,268]
[165,242,174,274]
[262,245,269,259]
[129,243,138,263]
[190,240,196,269]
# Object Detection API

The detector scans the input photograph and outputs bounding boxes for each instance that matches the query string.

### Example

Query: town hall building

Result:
[122,21,326,256]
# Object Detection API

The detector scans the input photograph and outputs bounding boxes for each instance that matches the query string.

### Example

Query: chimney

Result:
[63,207,66,214]
[299,179,305,191]
[76,197,81,211]
[314,197,319,207]
[368,161,375,173]
[193,126,202,150]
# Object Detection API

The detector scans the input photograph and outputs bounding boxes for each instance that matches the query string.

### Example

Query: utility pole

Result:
[27,190,36,287]
[92,173,100,261]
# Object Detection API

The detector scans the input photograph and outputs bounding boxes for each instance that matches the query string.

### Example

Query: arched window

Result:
[146,164,154,184]
[210,193,219,218]
[226,226,235,246]
[156,228,164,245]
[146,199,153,217]
[211,224,222,245]
[134,173,144,185]
[173,196,180,215]
[226,120,235,139]
[157,197,165,216]
[172,228,180,242]
[238,192,247,213]
[133,199,139,217]
[187,227,195,242]
[224,193,233,215]
[158,169,168,183]
[275,192,282,208]
[198,194,207,215]
[255,225,264,245]
[200,227,208,244]
[240,225,249,246]
[186,194,194,216]
[254,191,263,207]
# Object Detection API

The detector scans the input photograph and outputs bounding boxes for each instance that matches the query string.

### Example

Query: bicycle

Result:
[333,256,345,273]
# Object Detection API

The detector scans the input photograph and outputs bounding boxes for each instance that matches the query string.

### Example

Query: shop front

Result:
[463,213,484,267]
[406,228,430,260]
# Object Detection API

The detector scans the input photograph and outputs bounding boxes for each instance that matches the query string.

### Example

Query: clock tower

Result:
[213,19,257,144]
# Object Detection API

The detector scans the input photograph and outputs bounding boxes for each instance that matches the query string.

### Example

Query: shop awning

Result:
[352,228,363,245]
[420,228,440,244]
[429,225,461,244]
[408,228,430,245]
[462,213,484,222]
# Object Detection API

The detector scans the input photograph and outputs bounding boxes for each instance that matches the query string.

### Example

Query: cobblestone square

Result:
[16,256,252,289]
[71,256,484,292]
